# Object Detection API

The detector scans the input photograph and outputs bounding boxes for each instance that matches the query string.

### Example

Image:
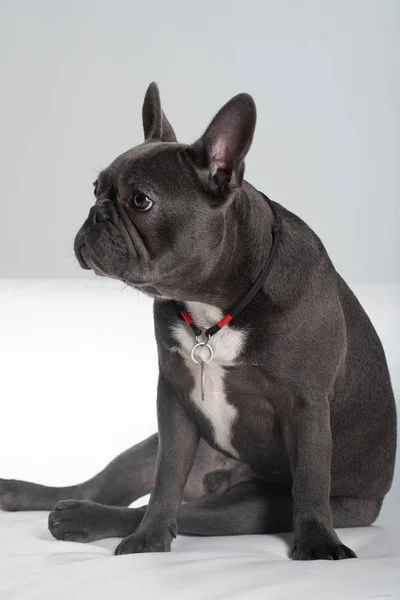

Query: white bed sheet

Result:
[0,511,399,600]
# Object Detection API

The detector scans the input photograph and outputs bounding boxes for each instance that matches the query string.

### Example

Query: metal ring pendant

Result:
[191,341,214,365]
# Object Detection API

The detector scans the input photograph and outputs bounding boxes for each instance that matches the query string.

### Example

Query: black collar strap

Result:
[177,192,282,339]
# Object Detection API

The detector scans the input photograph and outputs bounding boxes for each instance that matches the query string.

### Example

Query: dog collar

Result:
[177,191,282,339]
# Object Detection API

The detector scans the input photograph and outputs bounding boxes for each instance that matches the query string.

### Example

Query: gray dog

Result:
[1,83,396,560]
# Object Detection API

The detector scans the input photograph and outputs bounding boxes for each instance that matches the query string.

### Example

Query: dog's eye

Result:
[132,193,153,212]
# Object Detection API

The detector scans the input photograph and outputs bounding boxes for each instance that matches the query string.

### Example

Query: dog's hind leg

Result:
[178,481,293,535]
[48,481,294,543]
[48,485,383,560]
[0,434,159,511]
[178,489,382,536]
[331,496,383,528]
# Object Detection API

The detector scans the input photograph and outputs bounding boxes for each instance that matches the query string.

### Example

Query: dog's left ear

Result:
[194,93,257,190]
[142,82,177,143]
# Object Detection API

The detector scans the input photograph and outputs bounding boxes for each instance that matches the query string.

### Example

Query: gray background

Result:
[0,0,399,282]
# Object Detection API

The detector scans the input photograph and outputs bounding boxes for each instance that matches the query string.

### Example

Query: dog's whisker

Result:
[113,284,128,296]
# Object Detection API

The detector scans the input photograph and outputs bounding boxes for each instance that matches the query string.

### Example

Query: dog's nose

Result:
[90,203,110,225]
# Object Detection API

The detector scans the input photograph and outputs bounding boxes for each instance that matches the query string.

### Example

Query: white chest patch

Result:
[171,302,247,458]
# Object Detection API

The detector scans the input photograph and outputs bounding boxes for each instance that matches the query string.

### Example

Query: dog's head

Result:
[74,83,256,301]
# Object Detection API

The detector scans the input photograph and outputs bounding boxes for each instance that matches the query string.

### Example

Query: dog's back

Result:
[268,201,396,500]
[330,275,397,498]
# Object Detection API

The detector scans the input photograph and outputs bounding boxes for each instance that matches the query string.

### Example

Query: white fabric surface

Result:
[0,280,399,598]
[0,512,399,599]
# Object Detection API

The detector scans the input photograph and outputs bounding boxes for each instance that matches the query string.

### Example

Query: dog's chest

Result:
[171,302,247,458]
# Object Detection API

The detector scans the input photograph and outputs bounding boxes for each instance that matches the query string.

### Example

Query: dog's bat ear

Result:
[193,93,256,190]
[142,82,177,143]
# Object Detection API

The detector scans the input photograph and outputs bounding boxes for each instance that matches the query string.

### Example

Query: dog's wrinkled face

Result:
[75,141,223,298]
[74,83,257,301]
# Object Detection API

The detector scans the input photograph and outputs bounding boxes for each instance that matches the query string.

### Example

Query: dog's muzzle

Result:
[74,201,112,270]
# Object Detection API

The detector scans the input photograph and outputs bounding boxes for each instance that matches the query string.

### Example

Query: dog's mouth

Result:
[74,239,151,288]
[75,244,91,270]
[76,243,109,277]
[74,214,171,299]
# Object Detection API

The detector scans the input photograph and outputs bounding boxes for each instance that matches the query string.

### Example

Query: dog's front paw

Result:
[291,540,357,561]
[115,525,176,555]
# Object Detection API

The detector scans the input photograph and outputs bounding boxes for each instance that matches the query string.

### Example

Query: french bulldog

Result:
[1,83,396,560]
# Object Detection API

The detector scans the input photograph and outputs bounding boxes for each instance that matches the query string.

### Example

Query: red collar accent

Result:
[180,310,233,338]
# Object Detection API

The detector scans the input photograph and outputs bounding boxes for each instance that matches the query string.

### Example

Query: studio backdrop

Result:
[0,0,399,284]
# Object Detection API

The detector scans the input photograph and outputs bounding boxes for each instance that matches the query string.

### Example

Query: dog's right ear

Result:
[142,82,177,143]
